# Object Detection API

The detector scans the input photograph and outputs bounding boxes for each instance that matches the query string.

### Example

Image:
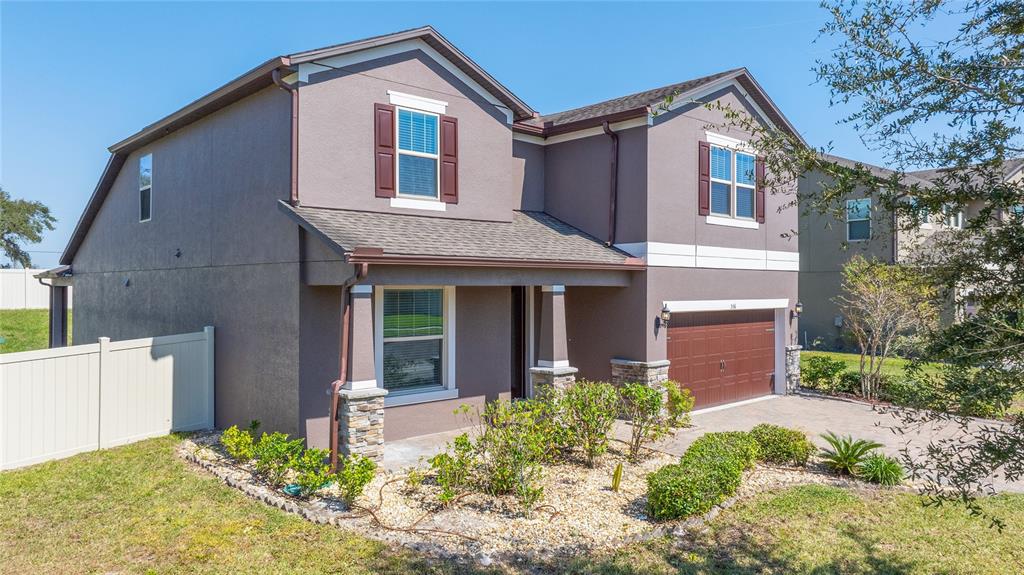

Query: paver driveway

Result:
[625,393,1023,493]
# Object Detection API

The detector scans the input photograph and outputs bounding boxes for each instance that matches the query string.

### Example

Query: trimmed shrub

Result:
[220,422,258,463]
[665,381,695,427]
[291,447,332,498]
[336,454,376,505]
[802,356,847,391]
[253,432,305,487]
[619,382,669,462]
[820,432,882,476]
[562,380,619,466]
[749,423,815,467]
[647,431,759,521]
[857,453,904,486]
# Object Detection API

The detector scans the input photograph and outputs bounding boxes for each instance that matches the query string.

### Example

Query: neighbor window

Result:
[139,154,152,222]
[710,145,756,219]
[396,108,439,199]
[846,198,871,241]
[909,197,929,225]
[943,205,963,229]
[381,288,445,393]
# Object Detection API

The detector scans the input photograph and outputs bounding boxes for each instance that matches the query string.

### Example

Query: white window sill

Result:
[383,387,458,407]
[390,197,446,212]
[706,215,759,229]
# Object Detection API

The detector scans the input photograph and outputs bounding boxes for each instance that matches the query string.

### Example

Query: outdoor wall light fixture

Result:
[660,304,672,325]
[792,302,804,319]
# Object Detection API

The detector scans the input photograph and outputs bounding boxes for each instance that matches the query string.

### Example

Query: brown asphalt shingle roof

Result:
[281,203,635,266]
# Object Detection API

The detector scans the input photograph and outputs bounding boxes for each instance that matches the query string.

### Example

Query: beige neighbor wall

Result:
[298,50,524,222]
[71,86,302,435]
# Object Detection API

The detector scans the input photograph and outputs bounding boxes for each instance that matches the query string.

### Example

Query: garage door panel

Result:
[667,310,775,409]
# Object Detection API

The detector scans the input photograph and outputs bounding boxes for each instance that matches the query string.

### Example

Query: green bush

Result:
[429,433,477,505]
[749,423,814,467]
[647,431,759,521]
[253,432,304,487]
[562,380,619,466]
[802,356,847,391]
[665,381,695,427]
[220,422,259,462]
[290,448,332,498]
[619,382,669,462]
[857,453,904,486]
[336,454,376,505]
[476,399,548,509]
[820,431,882,476]
[837,370,864,394]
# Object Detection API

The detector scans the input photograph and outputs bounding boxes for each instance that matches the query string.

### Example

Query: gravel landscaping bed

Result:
[178,430,908,567]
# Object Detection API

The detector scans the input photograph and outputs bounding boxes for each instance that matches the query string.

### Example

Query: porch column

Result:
[48,285,68,348]
[338,284,387,462]
[530,285,577,392]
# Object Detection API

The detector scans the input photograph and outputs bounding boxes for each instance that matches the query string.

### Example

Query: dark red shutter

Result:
[374,103,396,198]
[698,141,710,216]
[755,155,766,223]
[440,115,459,204]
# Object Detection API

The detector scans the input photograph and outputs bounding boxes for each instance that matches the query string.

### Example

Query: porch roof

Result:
[280,202,643,270]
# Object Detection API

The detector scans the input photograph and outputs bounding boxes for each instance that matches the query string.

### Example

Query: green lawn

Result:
[0,308,69,354]
[802,350,941,378]
[2,436,1023,574]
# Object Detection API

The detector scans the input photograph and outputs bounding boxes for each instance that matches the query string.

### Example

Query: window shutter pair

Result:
[696,140,766,223]
[374,103,458,203]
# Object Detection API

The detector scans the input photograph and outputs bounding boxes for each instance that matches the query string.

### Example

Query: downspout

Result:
[329,262,369,472]
[602,121,619,247]
[272,66,299,206]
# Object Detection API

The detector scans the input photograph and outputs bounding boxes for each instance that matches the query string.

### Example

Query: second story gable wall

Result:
[297,50,522,222]
[646,86,798,255]
[798,173,894,273]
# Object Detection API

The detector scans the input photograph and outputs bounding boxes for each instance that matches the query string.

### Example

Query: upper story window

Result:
[710,145,757,220]
[139,154,152,222]
[909,197,930,226]
[943,205,963,228]
[396,108,439,199]
[846,198,871,241]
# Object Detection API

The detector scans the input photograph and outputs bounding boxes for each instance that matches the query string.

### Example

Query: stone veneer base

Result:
[338,387,387,462]
[530,366,578,392]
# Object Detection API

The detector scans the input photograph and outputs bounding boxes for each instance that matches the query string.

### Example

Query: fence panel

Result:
[0,269,73,309]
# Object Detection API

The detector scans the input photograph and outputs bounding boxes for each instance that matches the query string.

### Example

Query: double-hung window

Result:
[943,205,963,228]
[380,288,447,394]
[396,108,439,199]
[139,153,152,222]
[710,145,756,219]
[846,198,871,241]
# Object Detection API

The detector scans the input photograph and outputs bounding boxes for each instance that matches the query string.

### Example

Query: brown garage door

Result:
[667,310,775,409]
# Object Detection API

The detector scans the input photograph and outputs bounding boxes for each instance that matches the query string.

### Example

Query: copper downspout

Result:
[329,262,369,472]
[272,67,299,206]
[602,121,620,247]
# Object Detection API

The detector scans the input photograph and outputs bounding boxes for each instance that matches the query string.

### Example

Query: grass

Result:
[802,350,941,378]
[0,308,69,354]
[3,436,1024,574]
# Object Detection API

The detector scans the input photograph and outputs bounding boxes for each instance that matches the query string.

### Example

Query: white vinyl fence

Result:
[0,268,73,309]
[0,327,214,470]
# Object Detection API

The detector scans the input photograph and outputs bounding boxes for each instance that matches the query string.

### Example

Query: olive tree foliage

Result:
[835,255,939,400]
[658,0,1024,523]
[0,186,55,268]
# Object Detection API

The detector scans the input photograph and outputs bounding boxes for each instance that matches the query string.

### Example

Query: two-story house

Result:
[798,155,1024,349]
[52,27,802,461]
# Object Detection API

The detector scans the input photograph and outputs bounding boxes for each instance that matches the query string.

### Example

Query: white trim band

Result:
[387,90,448,114]
[615,242,798,271]
[663,298,789,313]
[536,359,570,368]
[390,197,447,212]
[344,379,378,390]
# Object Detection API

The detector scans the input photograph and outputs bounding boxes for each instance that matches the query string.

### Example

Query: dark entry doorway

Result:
[511,286,527,399]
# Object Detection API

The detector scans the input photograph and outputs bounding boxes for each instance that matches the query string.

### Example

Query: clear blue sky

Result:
[2,1,873,269]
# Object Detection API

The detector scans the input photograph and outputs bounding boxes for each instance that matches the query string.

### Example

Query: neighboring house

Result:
[798,155,1024,349]
[53,27,802,460]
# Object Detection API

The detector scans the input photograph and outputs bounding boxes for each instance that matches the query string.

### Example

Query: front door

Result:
[510,286,527,399]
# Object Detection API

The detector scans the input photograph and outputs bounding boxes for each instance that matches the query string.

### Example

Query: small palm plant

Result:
[820,431,882,476]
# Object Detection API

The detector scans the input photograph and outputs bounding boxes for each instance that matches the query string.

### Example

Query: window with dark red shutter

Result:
[698,141,711,216]
[374,103,396,198]
[440,115,458,204]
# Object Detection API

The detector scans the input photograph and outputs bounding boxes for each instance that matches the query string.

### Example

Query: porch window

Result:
[380,287,446,394]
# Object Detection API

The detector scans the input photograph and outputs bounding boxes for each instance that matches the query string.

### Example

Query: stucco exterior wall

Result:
[297,50,519,222]
[71,86,301,435]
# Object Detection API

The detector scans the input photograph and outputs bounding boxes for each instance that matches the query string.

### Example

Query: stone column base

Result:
[785,345,802,394]
[610,358,671,386]
[337,387,387,462]
[530,366,578,393]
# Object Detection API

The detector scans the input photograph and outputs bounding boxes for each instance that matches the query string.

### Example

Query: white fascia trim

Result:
[301,39,513,124]
[664,77,781,134]
[614,242,798,271]
[664,298,789,313]
[388,90,447,114]
[512,116,649,147]
[706,215,759,229]
[390,197,447,211]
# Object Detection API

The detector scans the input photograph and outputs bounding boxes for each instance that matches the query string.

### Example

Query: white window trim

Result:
[707,141,759,226]
[390,197,447,212]
[374,285,457,408]
[846,198,871,242]
[139,153,152,223]
[394,106,442,202]
[388,90,448,114]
